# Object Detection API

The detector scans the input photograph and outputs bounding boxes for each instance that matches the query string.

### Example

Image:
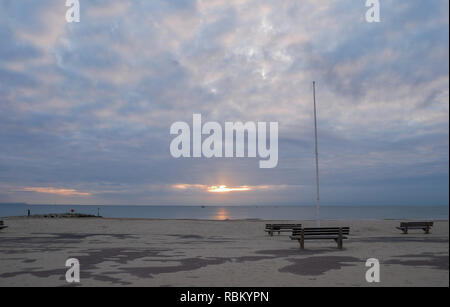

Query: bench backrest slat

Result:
[292,232,350,236]
[292,227,350,236]
[266,224,302,229]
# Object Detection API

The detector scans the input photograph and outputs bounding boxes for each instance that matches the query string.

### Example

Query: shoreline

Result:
[2,215,449,222]
[2,204,447,222]
[0,216,449,223]
[2,203,449,206]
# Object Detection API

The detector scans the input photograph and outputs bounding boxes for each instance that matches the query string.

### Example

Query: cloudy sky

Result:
[0,0,448,206]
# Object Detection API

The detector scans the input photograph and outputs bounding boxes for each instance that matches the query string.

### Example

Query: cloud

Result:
[0,0,448,206]
[23,187,91,196]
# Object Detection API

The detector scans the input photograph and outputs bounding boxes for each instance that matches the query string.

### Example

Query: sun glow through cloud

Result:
[172,184,301,194]
[23,187,91,196]
[207,185,251,193]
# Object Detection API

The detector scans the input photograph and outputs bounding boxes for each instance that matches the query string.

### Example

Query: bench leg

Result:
[300,230,305,249]
[424,226,430,234]
[299,239,304,249]
[270,231,273,237]
[337,238,343,249]
[402,228,408,234]
[337,228,343,249]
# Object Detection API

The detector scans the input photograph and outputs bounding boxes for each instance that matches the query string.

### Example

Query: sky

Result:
[0,0,448,206]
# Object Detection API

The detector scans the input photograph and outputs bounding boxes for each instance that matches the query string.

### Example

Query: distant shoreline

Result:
[1,203,449,207]
[1,204,448,221]
[2,216,449,222]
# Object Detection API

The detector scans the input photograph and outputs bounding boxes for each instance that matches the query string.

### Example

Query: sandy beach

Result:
[0,217,448,287]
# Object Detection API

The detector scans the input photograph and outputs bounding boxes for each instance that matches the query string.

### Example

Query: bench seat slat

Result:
[292,233,350,237]
[397,226,430,229]
[291,233,349,235]
[298,229,350,231]
[298,231,350,233]
[292,231,350,235]
[299,227,350,230]
[291,236,348,240]
[400,222,433,227]
[295,229,350,233]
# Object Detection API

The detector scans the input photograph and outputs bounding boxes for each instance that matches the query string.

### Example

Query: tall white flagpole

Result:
[313,81,321,227]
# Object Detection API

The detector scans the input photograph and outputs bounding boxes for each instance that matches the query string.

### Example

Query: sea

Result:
[0,204,448,220]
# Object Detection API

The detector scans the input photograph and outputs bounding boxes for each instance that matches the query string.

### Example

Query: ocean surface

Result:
[0,204,448,220]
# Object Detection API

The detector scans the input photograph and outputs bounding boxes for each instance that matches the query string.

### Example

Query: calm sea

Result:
[0,204,448,220]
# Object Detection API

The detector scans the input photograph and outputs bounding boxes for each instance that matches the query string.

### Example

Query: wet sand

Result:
[0,218,448,287]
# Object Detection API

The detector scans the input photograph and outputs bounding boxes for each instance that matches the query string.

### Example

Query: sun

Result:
[207,185,251,193]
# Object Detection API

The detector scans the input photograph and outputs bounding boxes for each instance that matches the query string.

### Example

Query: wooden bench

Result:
[0,220,7,230]
[265,224,302,236]
[396,222,433,234]
[290,227,350,249]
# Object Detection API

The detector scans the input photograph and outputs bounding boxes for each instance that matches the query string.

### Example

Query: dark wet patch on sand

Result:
[355,237,449,244]
[0,247,173,285]
[279,256,360,276]
[0,268,65,279]
[233,256,272,262]
[116,257,229,278]
[74,248,174,269]
[89,273,132,285]
[255,248,333,257]
[385,253,449,271]
[35,233,138,240]
[0,267,132,286]
[168,234,204,239]
[166,234,234,244]
[0,233,138,246]
[100,253,285,278]
[174,239,234,245]
[0,247,68,254]
[0,257,36,263]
